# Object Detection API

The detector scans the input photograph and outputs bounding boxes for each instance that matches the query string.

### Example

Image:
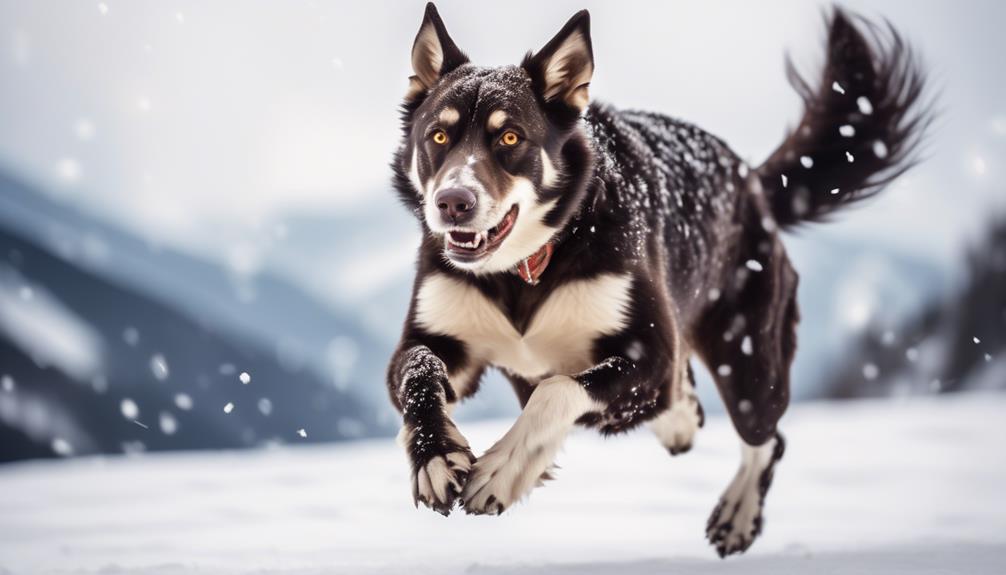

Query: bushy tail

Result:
[758,8,933,229]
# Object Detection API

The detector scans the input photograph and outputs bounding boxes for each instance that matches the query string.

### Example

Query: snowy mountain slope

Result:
[1,392,1004,574]
[0,171,392,408]
[0,224,390,462]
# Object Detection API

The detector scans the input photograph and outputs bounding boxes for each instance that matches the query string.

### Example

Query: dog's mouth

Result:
[444,204,519,262]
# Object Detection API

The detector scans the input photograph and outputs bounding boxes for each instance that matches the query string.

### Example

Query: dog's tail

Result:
[757,8,933,229]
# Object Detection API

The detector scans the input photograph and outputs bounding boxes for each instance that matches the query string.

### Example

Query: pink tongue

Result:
[450,231,477,244]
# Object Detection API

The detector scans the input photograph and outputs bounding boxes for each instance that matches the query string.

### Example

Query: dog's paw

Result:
[706,434,784,557]
[649,394,704,456]
[412,449,474,516]
[461,436,555,516]
[706,496,761,557]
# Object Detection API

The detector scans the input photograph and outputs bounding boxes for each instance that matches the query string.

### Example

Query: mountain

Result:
[0,173,399,463]
[820,214,1006,399]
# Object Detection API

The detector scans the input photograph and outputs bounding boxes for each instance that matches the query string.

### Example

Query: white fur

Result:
[423,163,491,233]
[416,272,633,379]
[708,437,780,552]
[408,147,425,196]
[423,165,561,272]
[540,149,560,188]
[399,420,473,512]
[487,110,508,131]
[479,177,559,273]
[461,375,601,513]
[649,363,701,453]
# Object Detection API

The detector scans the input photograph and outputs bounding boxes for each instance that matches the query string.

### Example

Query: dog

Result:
[387,2,928,557]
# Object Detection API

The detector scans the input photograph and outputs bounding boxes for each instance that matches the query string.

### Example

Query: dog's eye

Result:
[500,131,520,146]
[431,130,449,145]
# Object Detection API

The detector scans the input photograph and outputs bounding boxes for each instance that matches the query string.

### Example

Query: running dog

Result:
[387,3,928,557]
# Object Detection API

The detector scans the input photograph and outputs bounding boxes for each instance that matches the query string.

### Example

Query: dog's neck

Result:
[512,124,598,286]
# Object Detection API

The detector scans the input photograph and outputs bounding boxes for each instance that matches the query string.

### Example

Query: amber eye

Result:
[500,131,520,146]
[431,130,449,145]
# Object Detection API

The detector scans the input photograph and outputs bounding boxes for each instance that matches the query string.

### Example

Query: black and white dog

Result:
[387,3,928,557]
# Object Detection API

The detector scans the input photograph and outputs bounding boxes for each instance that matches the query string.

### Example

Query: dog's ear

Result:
[407,3,468,101]
[522,10,593,113]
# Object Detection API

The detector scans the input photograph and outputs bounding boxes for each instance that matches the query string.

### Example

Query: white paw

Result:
[412,450,473,515]
[649,394,703,455]
[461,430,558,515]
[707,435,784,557]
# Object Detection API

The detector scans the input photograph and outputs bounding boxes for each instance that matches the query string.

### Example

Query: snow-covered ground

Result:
[2,393,1005,574]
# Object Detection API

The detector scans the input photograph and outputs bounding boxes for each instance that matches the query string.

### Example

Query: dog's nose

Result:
[435,187,477,224]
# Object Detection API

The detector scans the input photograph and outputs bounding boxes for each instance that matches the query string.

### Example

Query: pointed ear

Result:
[522,10,593,112]
[407,3,469,101]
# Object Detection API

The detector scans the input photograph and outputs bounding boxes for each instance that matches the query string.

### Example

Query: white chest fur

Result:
[415,272,634,380]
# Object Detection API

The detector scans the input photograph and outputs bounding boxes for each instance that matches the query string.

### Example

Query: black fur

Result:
[759,9,931,228]
[385,3,930,556]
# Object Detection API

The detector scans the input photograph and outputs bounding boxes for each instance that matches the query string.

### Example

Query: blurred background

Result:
[0,0,1003,464]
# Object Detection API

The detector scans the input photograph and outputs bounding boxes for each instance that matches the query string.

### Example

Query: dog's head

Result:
[395,3,594,274]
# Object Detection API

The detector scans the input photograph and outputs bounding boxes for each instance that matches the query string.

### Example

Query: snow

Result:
[3,393,1002,574]
[173,393,193,411]
[119,398,139,420]
[238,371,251,385]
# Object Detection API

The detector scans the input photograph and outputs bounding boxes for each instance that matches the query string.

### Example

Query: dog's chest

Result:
[415,273,634,380]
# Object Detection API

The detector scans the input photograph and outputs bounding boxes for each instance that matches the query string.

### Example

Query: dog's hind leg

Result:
[649,360,704,456]
[693,222,799,556]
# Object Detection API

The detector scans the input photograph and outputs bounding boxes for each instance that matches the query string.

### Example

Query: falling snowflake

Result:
[839,124,856,137]
[150,353,169,381]
[717,364,732,377]
[174,393,194,411]
[122,326,140,346]
[863,363,879,380]
[120,398,140,420]
[972,336,981,344]
[745,259,763,272]
[831,81,846,95]
[223,402,235,414]
[239,371,251,385]
[258,397,273,416]
[159,412,178,435]
[846,151,855,163]
[741,336,753,356]
[297,428,308,438]
[857,96,874,115]
[830,188,840,195]
[51,438,74,457]
[799,156,814,169]
[873,140,889,159]
[1,374,13,393]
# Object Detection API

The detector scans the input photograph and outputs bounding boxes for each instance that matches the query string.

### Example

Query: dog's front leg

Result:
[462,356,663,515]
[389,343,475,515]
